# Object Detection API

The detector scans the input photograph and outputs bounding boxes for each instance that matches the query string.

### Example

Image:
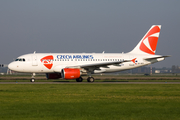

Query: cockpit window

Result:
[15,58,26,62]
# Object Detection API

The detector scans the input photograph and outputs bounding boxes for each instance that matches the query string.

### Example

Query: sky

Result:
[0,0,179,68]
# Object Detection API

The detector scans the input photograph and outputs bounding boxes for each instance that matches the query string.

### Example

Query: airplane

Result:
[8,25,170,82]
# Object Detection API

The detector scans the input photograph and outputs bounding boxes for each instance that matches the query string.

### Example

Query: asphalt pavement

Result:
[0,82,180,84]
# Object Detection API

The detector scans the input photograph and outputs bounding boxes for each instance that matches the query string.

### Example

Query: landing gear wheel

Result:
[30,73,36,82]
[76,77,83,82]
[87,77,94,82]
[30,78,35,82]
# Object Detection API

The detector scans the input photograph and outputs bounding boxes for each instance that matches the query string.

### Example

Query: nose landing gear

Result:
[30,73,36,82]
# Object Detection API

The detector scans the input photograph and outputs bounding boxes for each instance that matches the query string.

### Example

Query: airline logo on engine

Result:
[40,55,53,69]
[57,55,94,59]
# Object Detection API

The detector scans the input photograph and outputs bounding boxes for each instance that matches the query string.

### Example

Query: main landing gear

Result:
[87,77,94,82]
[30,73,36,82]
[76,76,95,82]
[76,77,83,82]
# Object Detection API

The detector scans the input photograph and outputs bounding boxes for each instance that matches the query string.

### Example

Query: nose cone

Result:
[8,62,17,71]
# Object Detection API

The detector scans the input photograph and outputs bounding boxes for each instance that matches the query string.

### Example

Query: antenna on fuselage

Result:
[102,51,105,54]
[34,51,36,54]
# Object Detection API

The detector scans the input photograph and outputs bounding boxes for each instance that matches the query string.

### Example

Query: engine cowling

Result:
[46,73,62,79]
[61,68,81,79]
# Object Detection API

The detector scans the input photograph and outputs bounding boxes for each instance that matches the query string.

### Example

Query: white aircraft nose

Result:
[8,62,17,71]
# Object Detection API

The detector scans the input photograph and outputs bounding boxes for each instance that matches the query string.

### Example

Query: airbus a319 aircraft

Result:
[8,25,169,82]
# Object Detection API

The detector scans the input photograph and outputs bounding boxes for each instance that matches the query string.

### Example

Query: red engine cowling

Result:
[61,68,81,79]
[46,73,62,79]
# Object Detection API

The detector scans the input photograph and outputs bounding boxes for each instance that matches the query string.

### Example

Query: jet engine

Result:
[46,73,62,79]
[61,68,81,79]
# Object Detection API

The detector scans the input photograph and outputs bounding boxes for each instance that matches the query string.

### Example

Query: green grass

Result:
[0,84,180,120]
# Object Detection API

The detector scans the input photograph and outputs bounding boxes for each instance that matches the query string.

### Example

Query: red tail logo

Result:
[40,55,53,69]
[140,26,160,55]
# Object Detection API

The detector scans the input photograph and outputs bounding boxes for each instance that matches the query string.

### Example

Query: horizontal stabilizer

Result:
[144,55,171,61]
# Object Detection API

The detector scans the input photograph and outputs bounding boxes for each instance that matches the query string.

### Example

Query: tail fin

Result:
[129,25,161,55]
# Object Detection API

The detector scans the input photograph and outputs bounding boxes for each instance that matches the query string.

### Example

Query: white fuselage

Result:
[8,53,163,74]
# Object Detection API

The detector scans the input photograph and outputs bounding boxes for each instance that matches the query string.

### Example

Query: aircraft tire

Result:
[76,77,83,82]
[87,77,94,82]
[30,78,35,82]
[87,77,90,82]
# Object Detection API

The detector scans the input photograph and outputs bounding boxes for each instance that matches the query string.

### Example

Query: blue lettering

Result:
[62,55,65,59]
[67,55,72,59]
[83,55,89,59]
[77,55,81,59]
[90,55,93,59]
[73,55,76,59]
[57,55,94,59]
[57,55,60,59]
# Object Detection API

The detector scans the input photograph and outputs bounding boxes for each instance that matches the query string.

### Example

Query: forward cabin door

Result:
[32,55,38,66]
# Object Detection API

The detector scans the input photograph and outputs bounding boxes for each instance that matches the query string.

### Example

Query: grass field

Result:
[0,84,180,120]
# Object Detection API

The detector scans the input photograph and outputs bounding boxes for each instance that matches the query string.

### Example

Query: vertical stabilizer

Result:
[129,25,161,55]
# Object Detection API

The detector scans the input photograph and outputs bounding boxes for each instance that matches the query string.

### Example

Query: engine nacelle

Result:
[46,73,62,79]
[61,68,81,79]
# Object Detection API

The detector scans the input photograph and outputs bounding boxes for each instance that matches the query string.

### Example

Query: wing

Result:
[66,59,131,72]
